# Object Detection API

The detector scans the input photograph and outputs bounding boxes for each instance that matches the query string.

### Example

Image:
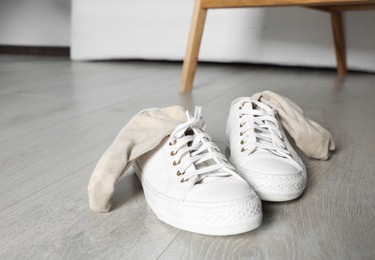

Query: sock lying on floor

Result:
[252,90,335,160]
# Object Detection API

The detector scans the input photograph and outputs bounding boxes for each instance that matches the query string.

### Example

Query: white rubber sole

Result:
[256,188,305,202]
[225,139,306,202]
[133,161,263,236]
[234,166,307,202]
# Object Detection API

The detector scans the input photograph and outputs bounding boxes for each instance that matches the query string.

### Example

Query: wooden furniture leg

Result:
[180,0,207,93]
[331,11,347,76]
[180,1,374,92]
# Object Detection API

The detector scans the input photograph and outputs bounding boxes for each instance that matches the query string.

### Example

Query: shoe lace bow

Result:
[170,107,238,183]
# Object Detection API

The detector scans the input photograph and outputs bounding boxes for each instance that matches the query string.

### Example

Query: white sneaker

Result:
[133,107,262,236]
[226,97,307,202]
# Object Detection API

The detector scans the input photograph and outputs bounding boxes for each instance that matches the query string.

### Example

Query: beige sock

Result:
[88,106,187,212]
[252,90,335,160]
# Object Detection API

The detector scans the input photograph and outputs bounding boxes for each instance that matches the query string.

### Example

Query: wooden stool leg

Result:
[331,12,347,76]
[180,0,207,93]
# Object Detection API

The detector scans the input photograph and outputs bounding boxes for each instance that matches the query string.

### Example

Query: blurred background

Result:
[0,0,374,71]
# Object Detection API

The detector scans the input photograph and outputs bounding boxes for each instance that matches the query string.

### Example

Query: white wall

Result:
[1,0,374,72]
[0,0,71,46]
[71,0,375,72]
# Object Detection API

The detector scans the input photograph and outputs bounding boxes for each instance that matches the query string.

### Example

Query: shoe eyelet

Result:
[240,123,244,127]
[180,178,189,183]
[169,139,177,146]
[170,151,176,156]
[177,171,185,176]
[173,160,180,166]
[241,147,246,152]
[240,140,245,145]
[240,131,244,136]
[239,114,243,118]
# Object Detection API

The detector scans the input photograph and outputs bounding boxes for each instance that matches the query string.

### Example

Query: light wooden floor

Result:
[1,55,374,259]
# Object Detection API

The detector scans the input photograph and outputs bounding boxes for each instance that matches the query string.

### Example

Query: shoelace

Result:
[238,100,291,159]
[169,107,238,183]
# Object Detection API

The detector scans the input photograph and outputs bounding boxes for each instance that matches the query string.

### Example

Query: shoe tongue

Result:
[256,121,277,146]
[250,102,281,155]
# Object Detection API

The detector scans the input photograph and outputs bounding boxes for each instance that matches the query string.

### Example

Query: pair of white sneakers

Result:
[133,97,307,236]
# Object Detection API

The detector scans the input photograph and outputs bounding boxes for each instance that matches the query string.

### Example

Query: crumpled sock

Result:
[252,90,335,160]
[88,106,187,212]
